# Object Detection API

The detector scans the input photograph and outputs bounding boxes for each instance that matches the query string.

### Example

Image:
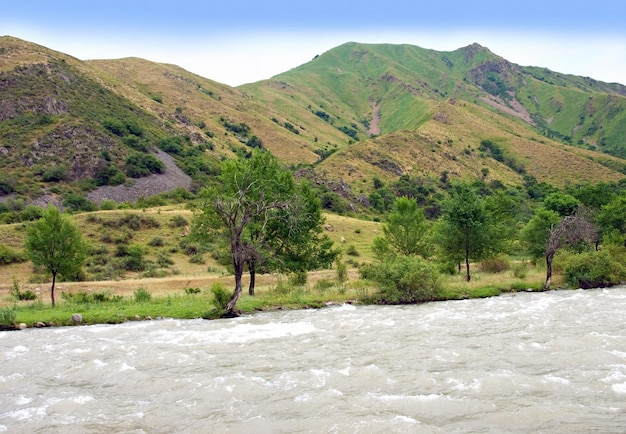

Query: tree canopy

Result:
[372,197,431,259]
[434,181,508,281]
[24,205,87,307]
[193,149,337,316]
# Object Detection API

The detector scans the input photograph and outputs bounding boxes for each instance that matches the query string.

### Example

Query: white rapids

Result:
[2,287,626,433]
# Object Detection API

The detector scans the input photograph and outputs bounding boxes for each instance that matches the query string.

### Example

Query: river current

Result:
[1,287,626,433]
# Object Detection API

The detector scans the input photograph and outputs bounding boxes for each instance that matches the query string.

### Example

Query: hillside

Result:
[0,36,625,208]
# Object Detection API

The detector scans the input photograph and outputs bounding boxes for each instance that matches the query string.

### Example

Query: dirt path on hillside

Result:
[367,101,381,136]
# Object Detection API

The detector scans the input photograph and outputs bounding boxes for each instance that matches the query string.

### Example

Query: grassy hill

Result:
[0,36,625,209]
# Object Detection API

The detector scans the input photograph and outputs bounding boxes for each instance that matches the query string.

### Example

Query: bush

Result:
[512,262,528,279]
[360,256,442,304]
[62,290,122,304]
[0,244,27,265]
[63,194,95,212]
[169,215,189,228]
[18,205,44,222]
[0,307,16,327]
[148,237,164,247]
[41,164,69,182]
[563,249,626,289]
[288,270,308,287]
[9,276,36,300]
[209,283,230,313]
[479,256,510,273]
[124,153,164,178]
[134,287,152,303]
[345,245,359,257]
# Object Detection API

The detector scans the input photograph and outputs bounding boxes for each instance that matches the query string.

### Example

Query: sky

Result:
[2,1,626,87]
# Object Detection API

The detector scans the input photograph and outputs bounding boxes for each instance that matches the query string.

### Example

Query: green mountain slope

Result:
[0,36,624,207]
[241,42,626,191]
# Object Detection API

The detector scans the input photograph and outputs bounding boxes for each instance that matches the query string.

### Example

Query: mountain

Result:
[0,36,624,208]
[241,42,626,190]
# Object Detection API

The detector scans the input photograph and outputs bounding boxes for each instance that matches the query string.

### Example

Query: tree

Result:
[193,150,336,316]
[372,197,431,260]
[543,192,581,217]
[24,205,87,307]
[246,181,338,295]
[435,182,505,281]
[597,193,626,239]
[544,208,597,290]
[519,208,561,260]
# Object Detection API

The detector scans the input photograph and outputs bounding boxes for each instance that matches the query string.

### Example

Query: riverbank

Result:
[1,268,550,330]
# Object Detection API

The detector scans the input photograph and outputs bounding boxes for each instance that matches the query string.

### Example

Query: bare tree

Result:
[544,208,597,290]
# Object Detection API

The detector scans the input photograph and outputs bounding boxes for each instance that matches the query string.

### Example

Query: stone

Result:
[17,323,27,330]
[71,313,83,324]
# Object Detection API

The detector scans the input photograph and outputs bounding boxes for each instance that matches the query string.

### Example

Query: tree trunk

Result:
[50,272,57,308]
[464,240,471,282]
[544,252,554,290]
[225,260,244,316]
[248,260,256,296]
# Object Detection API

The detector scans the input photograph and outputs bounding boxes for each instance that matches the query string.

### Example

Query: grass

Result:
[1,262,556,329]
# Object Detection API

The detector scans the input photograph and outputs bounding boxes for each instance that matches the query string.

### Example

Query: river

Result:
[1,288,626,433]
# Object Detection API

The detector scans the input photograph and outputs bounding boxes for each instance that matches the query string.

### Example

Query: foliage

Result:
[597,193,626,236]
[133,287,152,303]
[360,256,442,304]
[24,205,87,307]
[288,270,308,287]
[0,244,27,265]
[62,290,123,304]
[9,276,37,300]
[543,208,598,289]
[519,208,561,260]
[0,307,16,327]
[563,249,626,289]
[373,197,431,260]
[209,282,230,314]
[434,181,507,281]
[63,194,96,212]
[124,152,164,178]
[479,256,510,273]
[194,150,338,313]
[543,192,581,216]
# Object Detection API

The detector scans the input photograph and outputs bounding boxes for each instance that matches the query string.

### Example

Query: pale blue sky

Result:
[2,1,625,86]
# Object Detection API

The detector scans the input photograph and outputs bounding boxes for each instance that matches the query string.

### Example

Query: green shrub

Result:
[18,205,44,222]
[41,164,69,182]
[512,262,528,279]
[288,270,308,287]
[117,244,146,271]
[479,256,510,273]
[148,237,164,247]
[124,153,164,178]
[133,287,152,303]
[184,287,201,295]
[62,290,122,304]
[336,260,348,286]
[156,252,174,267]
[209,283,230,313]
[0,307,16,327]
[314,278,335,294]
[563,249,626,289]
[0,244,27,265]
[345,245,360,257]
[169,215,189,228]
[360,256,442,304]
[189,254,206,264]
